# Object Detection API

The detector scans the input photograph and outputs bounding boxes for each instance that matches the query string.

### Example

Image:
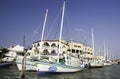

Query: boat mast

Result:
[106,45,108,61]
[91,28,95,61]
[103,41,106,61]
[23,35,25,47]
[39,9,48,59]
[57,2,65,63]
[40,9,48,43]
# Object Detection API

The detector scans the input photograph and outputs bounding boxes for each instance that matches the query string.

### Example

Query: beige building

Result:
[67,40,93,61]
[31,40,95,61]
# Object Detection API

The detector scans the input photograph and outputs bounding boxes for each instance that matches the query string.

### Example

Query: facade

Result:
[32,40,68,55]
[31,40,94,61]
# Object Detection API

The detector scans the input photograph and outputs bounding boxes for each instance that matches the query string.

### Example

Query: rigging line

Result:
[64,11,69,40]
[64,9,71,41]
[45,8,62,39]
[54,4,69,40]
[54,18,61,40]
[29,14,45,43]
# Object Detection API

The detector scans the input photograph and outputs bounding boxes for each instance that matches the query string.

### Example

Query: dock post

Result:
[21,51,26,78]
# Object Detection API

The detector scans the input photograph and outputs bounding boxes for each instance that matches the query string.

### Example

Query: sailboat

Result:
[89,28,104,68]
[16,2,84,72]
[103,42,112,66]
[16,9,48,71]
[36,2,84,73]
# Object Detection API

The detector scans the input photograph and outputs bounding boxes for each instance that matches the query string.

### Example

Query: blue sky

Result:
[0,0,120,59]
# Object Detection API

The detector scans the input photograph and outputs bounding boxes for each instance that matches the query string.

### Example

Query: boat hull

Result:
[104,63,112,66]
[37,61,84,73]
[16,56,84,72]
[89,62,104,68]
[16,63,36,71]
[0,62,11,68]
[16,56,36,71]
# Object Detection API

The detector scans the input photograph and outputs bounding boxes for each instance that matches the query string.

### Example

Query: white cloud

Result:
[74,28,86,33]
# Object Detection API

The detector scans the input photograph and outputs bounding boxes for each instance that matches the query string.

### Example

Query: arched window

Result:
[37,43,40,46]
[42,49,49,55]
[43,42,50,46]
[51,50,57,55]
[51,43,57,47]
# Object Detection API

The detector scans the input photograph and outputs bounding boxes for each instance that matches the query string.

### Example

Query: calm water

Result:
[0,64,120,79]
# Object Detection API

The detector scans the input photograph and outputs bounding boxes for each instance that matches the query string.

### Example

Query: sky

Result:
[0,0,120,60]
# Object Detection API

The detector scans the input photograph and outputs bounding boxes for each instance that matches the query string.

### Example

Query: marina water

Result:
[0,64,120,79]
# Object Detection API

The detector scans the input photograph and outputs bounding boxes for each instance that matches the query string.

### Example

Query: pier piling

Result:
[21,51,26,78]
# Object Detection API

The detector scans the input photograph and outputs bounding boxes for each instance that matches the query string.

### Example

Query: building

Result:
[31,40,94,61]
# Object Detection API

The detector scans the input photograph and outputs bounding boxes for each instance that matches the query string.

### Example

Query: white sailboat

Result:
[16,9,48,71]
[36,2,84,73]
[16,2,84,72]
[103,42,112,66]
[89,28,104,68]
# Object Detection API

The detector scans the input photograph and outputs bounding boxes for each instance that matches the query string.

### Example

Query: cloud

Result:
[74,28,86,33]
